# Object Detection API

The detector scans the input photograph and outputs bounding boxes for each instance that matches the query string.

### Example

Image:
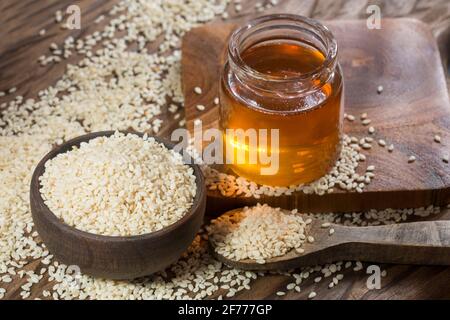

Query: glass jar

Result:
[219,14,344,187]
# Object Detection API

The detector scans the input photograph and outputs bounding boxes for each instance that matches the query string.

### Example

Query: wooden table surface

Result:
[1,0,450,300]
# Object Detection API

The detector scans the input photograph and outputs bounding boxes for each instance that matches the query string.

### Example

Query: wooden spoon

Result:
[209,209,450,271]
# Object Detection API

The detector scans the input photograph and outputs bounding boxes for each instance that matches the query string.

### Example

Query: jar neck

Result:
[227,14,338,95]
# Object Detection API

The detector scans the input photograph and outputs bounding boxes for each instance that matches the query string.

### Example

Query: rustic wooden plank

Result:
[0,0,450,300]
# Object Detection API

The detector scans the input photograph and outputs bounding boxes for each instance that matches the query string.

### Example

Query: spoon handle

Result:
[335,221,450,265]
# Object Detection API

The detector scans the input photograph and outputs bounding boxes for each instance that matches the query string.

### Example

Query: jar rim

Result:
[228,14,338,84]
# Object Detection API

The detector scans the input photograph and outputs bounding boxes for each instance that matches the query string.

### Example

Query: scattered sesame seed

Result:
[361,113,368,120]
[378,139,386,147]
[39,29,46,36]
[434,135,441,143]
[286,283,296,290]
[329,228,335,235]
[214,97,219,105]
[321,222,331,228]
[388,144,394,152]
[368,126,375,134]
[196,104,206,111]
[443,154,449,163]
[346,114,355,121]
[194,86,202,95]
[308,291,317,299]
[408,155,416,163]
[362,119,372,126]
[377,85,383,94]
[353,261,364,271]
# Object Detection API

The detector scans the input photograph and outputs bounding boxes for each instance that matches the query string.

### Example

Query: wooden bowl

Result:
[30,131,206,280]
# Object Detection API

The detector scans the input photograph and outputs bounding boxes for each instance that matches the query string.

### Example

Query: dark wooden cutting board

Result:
[181,19,450,215]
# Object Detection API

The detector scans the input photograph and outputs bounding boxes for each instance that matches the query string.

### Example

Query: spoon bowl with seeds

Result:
[208,206,450,271]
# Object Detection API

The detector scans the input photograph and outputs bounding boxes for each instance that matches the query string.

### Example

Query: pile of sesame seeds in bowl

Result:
[38,131,197,236]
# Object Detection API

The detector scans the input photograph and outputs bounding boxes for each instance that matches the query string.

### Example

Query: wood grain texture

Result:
[211,209,450,271]
[182,19,450,214]
[30,131,206,279]
[1,0,450,300]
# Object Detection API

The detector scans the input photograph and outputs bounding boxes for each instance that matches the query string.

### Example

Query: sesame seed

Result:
[321,222,331,228]
[276,291,286,296]
[434,135,441,143]
[378,139,386,147]
[377,85,383,94]
[388,144,394,152]
[362,119,372,126]
[196,104,205,111]
[361,113,368,120]
[442,154,449,163]
[368,126,375,134]
[408,156,416,163]
[194,86,202,95]
[214,97,219,105]
[286,283,296,290]
[346,114,355,121]
[329,228,335,235]
[354,262,364,271]
[39,29,46,36]
[308,291,317,299]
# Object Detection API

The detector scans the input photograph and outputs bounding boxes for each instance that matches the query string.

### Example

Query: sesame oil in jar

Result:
[219,15,344,186]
